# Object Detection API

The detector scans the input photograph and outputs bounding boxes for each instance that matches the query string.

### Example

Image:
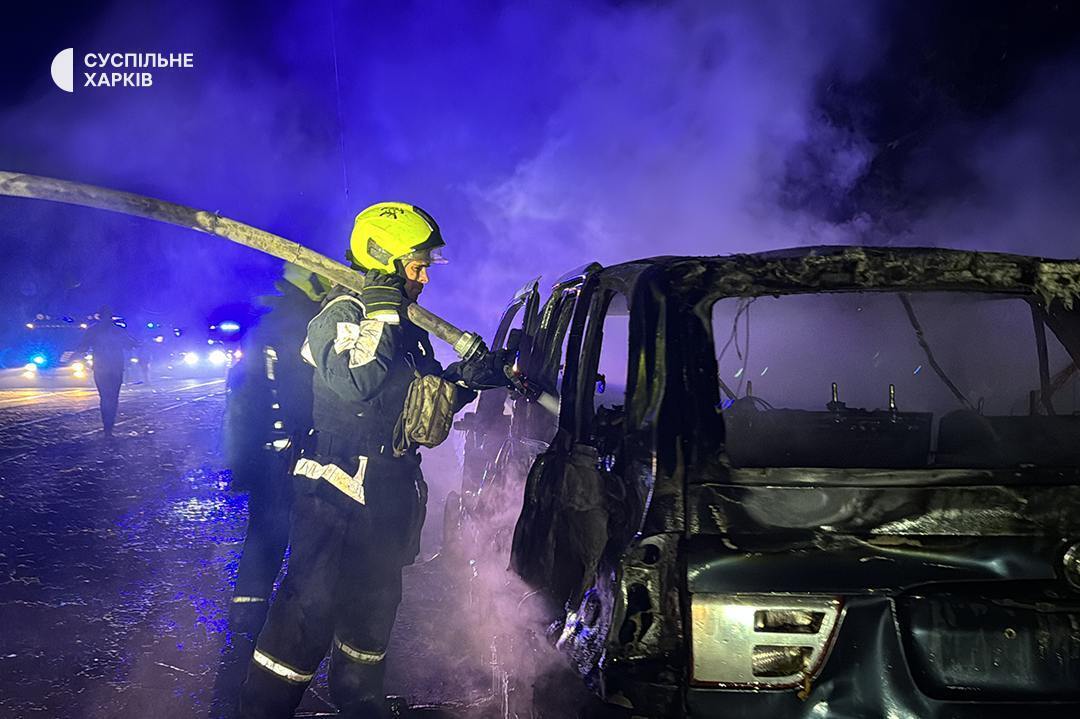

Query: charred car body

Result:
[453,247,1080,718]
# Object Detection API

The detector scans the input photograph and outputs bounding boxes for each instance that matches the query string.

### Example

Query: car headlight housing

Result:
[691,593,843,689]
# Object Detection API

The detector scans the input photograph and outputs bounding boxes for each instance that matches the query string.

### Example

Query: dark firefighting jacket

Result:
[75,321,137,375]
[294,284,474,505]
[224,285,318,492]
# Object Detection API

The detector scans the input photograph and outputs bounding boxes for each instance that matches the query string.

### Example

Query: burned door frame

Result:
[451,266,604,559]
[509,268,619,599]
[455,278,540,496]
[508,265,601,444]
[512,264,690,710]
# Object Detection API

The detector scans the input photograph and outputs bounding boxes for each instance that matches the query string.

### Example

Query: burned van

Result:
[462,247,1080,718]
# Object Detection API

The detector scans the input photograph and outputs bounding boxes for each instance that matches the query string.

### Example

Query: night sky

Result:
[2,0,1079,359]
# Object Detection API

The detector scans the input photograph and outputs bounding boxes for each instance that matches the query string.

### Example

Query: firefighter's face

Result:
[402,260,430,301]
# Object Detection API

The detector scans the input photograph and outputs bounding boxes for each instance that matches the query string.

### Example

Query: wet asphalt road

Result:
[0,378,506,718]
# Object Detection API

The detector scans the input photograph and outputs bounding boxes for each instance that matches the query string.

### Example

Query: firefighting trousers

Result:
[93,370,123,434]
[233,468,293,611]
[239,463,423,719]
[209,469,293,719]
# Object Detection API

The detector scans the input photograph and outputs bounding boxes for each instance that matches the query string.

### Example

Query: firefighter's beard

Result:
[405,279,424,302]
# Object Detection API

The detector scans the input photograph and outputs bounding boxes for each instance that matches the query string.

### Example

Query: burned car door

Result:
[443,277,539,554]
[448,265,600,557]
[510,276,644,617]
[454,276,539,497]
[510,264,684,717]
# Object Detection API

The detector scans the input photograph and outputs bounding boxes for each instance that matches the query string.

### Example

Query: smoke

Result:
[889,59,1080,257]
[4,0,1080,712]
[0,0,347,330]
[398,425,568,713]
[465,0,882,315]
[3,2,1079,333]
[0,0,890,345]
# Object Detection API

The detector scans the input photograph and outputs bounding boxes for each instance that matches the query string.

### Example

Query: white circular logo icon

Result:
[51,48,75,93]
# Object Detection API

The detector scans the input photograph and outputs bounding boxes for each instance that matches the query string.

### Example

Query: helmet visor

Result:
[403,246,448,265]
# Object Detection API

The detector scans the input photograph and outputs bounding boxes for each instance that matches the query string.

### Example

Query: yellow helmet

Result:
[281,262,331,302]
[347,201,447,273]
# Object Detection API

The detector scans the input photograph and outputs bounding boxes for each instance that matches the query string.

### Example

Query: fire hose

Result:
[0,171,559,414]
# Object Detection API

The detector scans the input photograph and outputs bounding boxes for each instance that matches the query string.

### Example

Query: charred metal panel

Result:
[558,535,683,666]
[601,533,685,717]
[652,246,1080,307]
[551,536,686,717]
[1037,261,1080,310]
[609,534,684,662]
[556,559,621,685]
[686,595,1080,719]
[510,442,611,609]
[715,466,1080,487]
[685,536,1067,594]
[689,482,1080,536]
[900,591,1080,699]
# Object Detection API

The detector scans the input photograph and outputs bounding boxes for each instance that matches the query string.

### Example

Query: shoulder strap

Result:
[307,293,366,331]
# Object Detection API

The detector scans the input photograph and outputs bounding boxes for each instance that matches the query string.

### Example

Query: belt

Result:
[313,430,417,461]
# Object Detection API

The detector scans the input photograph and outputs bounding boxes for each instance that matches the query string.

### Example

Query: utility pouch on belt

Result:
[393,372,458,457]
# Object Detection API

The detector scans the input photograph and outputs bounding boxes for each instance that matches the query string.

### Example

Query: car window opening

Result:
[712,292,1080,469]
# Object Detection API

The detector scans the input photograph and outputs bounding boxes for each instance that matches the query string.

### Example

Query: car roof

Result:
[589,245,1080,308]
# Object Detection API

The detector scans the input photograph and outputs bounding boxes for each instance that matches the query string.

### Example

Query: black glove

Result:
[361,269,406,323]
[446,348,513,390]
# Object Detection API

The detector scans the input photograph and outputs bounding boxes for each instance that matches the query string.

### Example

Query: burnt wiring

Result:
[717,298,755,401]
[735,394,775,411]
[716,298,750,360]
[898,294,975,411]
[1041,362,1078,405]
[1031,305,1056,415]
[736,299,751,397]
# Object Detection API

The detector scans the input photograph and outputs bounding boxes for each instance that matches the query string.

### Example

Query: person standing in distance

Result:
[75,305,137,438]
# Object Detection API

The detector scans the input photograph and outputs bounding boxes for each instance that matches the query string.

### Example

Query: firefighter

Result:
[239,203,506,718]
[74,305,137,437]
[211,264,330,718]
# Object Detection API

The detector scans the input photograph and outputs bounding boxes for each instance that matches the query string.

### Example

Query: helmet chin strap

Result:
[344,247,365,271]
